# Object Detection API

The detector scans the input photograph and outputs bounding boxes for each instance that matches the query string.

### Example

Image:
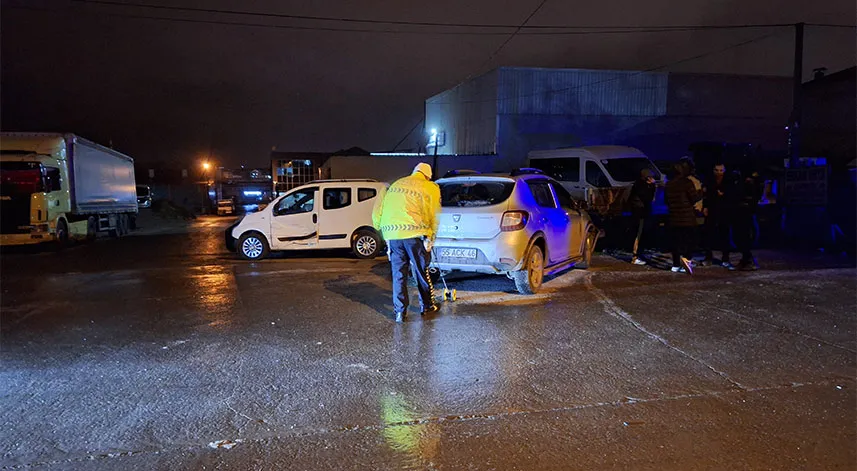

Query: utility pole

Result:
[432,141,439,180]
[789,22,805,167]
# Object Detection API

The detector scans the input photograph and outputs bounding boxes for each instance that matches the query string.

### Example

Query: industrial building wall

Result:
[426,66,794,171]
[802,67,856,165]
[425,70,498,156]
[495,69,792,168]
[495,67,669,169]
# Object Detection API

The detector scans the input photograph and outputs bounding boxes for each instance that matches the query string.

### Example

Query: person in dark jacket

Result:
[626,168,656,265]
[665,163,701,273]
[702,162,736,267]
[730,168,763,271]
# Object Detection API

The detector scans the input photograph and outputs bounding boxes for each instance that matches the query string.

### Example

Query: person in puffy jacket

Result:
[665,163,701,274]
[372,163,441,322]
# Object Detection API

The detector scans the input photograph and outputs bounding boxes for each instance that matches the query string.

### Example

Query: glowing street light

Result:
[202,161,211,171]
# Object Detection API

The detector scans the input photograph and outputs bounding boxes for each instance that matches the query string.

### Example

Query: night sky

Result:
[1,0,855,168]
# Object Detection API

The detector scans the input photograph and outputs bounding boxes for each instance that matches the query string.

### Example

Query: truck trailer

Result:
[0,133,138,246]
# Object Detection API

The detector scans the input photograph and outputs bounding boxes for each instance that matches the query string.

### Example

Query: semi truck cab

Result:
[0,140,72,245]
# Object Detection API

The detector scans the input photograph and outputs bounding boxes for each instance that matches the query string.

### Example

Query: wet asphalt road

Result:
[1,216,855,470]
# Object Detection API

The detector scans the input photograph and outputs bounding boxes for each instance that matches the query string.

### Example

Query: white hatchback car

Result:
[226,179,387,260]
[432,170,600,294]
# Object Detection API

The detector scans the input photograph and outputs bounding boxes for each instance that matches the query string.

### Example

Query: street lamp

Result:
[201,161,213,214]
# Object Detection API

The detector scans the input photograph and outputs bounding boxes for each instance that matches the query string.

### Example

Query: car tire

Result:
[577,230,597,269]
[513,244,544,295]
[238,232,270,261]
[351,229,381,259]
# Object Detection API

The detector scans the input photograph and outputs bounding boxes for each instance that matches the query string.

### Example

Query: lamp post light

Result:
[429,128,439,179]
[201,161,213,214]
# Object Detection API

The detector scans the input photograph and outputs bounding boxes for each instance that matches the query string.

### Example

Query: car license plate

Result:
[441,248,477,259]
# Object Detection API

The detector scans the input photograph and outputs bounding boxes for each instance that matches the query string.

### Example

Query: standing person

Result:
[680,156,704,217]
[665,163,700,274]
[702,162,735,266]
[731,168,763,271]
[626,168,656,265]
[372,163,442,322]
[680,156,704,264]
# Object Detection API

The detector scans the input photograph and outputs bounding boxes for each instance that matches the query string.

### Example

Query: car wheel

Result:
[351,230,381,259]
[239,232,269,261]
[513,244,544,294]
[577,230,597,269]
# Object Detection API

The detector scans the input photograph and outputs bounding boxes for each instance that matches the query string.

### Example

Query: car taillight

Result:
[500,211,528,232]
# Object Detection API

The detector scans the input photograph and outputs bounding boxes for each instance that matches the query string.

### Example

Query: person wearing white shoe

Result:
[665,163,701,275]
[627,168,656,267]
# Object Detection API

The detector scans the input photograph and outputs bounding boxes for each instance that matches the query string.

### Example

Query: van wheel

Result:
[55,219,70,247]
[352,230,381,259]
[239,232,269,261]
[513,244,544,294]
[577,230,597,269]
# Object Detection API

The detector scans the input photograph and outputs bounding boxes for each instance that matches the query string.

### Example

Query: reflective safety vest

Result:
[372,173,441,241]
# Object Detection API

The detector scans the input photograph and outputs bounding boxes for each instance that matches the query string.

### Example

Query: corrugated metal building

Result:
[425,67,793,170]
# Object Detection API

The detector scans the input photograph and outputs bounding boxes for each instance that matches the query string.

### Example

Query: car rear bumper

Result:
[432,230,531,274]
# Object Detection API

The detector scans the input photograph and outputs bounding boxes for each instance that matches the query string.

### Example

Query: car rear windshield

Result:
[439,180,515,207]
[601,158,661,182]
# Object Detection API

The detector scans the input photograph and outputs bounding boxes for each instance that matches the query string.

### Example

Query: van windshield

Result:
[601,158,661,182]
[439,180,515,207]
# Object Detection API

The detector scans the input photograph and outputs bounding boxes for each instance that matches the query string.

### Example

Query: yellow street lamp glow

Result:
[202,162,211,170]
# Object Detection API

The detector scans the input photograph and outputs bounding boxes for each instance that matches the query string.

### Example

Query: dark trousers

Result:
[732,208,755,263]
[389,237,435,314]
[628,212,650,257]
[704,216,732,261]
[671,226,696,267]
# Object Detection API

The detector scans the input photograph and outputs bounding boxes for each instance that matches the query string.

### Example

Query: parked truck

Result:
[0,133,138,246]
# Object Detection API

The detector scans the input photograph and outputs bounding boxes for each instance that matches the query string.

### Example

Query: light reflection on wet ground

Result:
[0,219,854,469]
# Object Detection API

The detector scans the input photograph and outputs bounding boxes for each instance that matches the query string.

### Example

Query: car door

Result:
[527,180,571,264]
[269,186,318,250]
[317,186,353,249]
[550,182,585,258]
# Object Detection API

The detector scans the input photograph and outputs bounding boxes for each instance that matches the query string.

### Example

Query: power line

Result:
[806,23,857,28]
[387,0,550,150]
[467,0,550,80]
[390,117,425,152]
[4,5,790,36]
[427,28,788,106]
[69,0,798,32]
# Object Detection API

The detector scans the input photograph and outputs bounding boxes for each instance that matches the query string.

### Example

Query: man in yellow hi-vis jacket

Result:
[372,163,442,322]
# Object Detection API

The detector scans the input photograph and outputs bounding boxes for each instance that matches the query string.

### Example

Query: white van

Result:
[528,146,663,216]
[225,179,388,260]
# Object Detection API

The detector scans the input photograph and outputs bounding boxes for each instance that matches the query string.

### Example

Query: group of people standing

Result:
[627,157,764,274]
